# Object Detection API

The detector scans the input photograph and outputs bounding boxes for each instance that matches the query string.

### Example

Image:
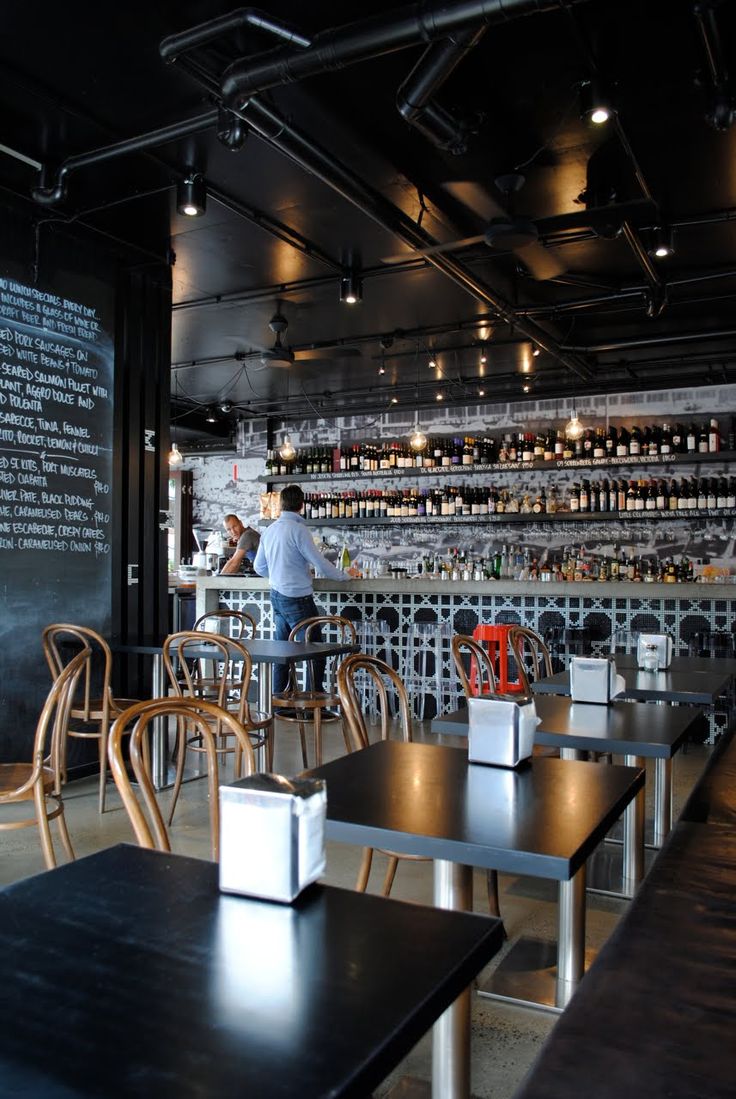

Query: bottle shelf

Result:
[259,450,736,484]
[260,507,736,527]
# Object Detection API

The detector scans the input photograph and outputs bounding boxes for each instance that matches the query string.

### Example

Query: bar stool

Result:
[545,625,592,671]
[471,624,525,694]
[357,617,398,720]
[403,620,460,720]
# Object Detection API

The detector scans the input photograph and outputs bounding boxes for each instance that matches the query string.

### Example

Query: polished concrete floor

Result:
[0,718,712,1099]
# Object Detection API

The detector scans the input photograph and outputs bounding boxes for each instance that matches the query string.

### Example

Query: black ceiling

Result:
[2,0,736,443]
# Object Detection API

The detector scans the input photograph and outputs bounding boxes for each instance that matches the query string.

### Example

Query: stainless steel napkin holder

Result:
[467,695,538,768]
[570,656,625,704]
[636,633,673,670]
[219,773,326,903]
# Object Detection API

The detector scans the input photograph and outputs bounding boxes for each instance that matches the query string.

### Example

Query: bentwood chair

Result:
[42,624,139,813]
[163,632,272,825]
[193,608,258,696]
[0,648,90,869]
[271,615,357,769]
[337,653,431,897]
[508,625,554,694]
[451,634,498,698]
[108,698,256,861]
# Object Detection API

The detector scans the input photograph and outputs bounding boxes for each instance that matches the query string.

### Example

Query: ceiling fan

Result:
[382,173,654,280]
[240,304,363,369]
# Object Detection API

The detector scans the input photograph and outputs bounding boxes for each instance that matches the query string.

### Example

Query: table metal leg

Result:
[622,753,645,896]
[556,867,586,1008]
[258,662,272,715]
[151,654,167,790]
[432,860,473,1099]
[653,757,672,847]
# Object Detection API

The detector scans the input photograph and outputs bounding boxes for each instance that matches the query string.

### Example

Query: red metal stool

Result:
[471,624,525,694]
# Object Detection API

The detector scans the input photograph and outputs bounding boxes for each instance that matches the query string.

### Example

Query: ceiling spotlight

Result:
[478,387,486,397]
[564,409,585,441]
[219,401,233,414]
[177,173,206,217]
[580,79,612,125]
[428,356,437,369]
[409,424,428,452]
[205,407,218,423]
[168,442,183,467]
[480,344,487,364]
[532,346,540,357]
[648,226,675,259]
[278,434,296,462]
[390,396,398,404]
[436,392,444,401]
[522,382,533,394]
[339,271,363,304]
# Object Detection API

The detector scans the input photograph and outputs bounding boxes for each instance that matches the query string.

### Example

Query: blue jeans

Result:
[270,590,324,694]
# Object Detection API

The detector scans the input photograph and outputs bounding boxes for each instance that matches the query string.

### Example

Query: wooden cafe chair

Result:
[42,623,139,814]
[0,647,90,869]
[192,609,258,696]
[507,625,554,695]
[108,698,256,861]
[336,652,432,897]
[451,633,498,698]
[271,615,357,769]
[163,632,272,825]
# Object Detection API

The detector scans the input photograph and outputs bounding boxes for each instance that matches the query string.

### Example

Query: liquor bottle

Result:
[671,423,684,453]
[645,481,656,510]
[686,423,697,453]
[562,434,574,461]
[534,432,545,459]
[634,480,645,511]
[521,434,534,462]
[609,478,618,512]
[709,419,721,452]
[697,478,708,509]
[579,479,590,512]
[555,430,565,459]
[698,424,709,454]
[543,430,555,462]
[569,483,580,512]
[617,478,627,511]
[616,427,630,457]
[687,478,697,509]
[660,423,672,455]
[582,429,594,457]
[629,425,642,457]
[655,479,666,510]
[707,478,717,509]
[462,437,474,466]
[626,480,637,511]
[605,424,617,457]
[717,477,728,508]
[599,478,609,512]
[593,428,606,459]
[647,425,659,456]
[728,478,736,508]
[729,417,736,452]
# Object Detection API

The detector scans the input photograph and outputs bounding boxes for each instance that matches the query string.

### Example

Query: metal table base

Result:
[478,868,587,1014]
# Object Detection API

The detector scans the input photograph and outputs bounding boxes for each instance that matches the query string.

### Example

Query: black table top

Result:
[110,635,358,664]
[0,845,502,1099]
[532,664,731,704]
[307,741,643,881]
[432,695,703,758]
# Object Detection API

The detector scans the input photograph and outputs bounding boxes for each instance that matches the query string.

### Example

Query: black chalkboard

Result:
[0,270,114,761]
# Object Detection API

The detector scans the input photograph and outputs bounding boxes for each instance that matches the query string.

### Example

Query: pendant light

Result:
[168,441,183,466]
[407,350,427,452]
[564,408,585,441]
[278,434,296,462]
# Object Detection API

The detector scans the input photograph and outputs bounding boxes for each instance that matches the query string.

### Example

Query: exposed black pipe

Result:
[31,111,218,205]
[620,220,666,316]
[693,0,733,129]
[219,0,587,108]
[563,327,736,353]
[396,25,487,154]
[160,8,311,61]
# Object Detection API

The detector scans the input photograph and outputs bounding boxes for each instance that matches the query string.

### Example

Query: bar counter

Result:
[198,577,735,731]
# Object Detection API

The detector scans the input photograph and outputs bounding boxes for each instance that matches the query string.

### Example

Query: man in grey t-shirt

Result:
[220,513,260,575]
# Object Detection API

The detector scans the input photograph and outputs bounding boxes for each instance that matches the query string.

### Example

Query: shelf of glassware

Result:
[257,450,736,484]
[259,508,736,527]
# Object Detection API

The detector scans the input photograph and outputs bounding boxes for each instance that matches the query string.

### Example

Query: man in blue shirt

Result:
[253,484,358,693]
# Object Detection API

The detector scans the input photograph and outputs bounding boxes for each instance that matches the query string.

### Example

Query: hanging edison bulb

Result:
[409,424,428,452]
[564,409,585,441]
[278,434,296,462]
[168,442,183,466]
